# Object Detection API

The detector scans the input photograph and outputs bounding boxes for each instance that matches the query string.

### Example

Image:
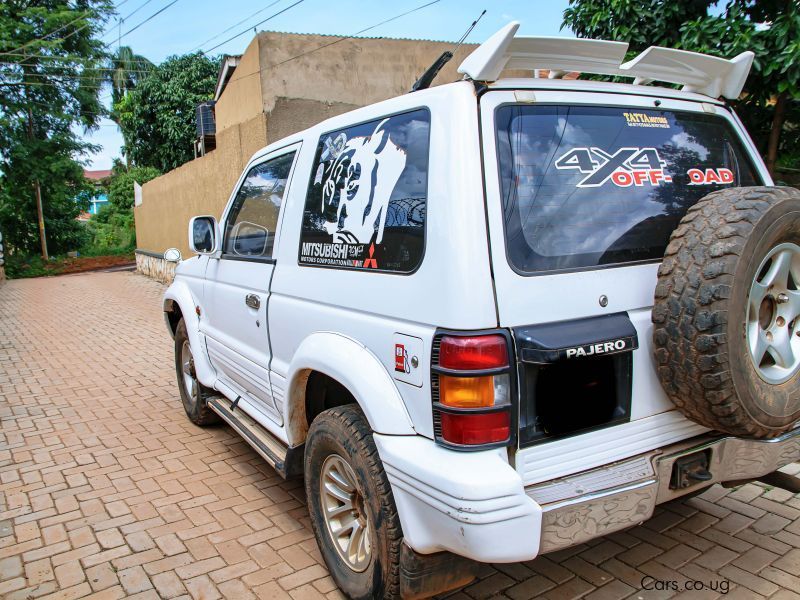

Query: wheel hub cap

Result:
[319,454,371,572]
[747,242,800,384]
[181,341,198,402]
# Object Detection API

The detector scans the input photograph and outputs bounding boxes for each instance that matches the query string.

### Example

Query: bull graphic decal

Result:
[317,119,407,245]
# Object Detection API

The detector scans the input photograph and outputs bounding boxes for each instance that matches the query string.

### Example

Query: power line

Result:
[6,0,180,66]
[119,0,180,40]
[189,0,284,52]
[0,0,133,57]
[100,0,159,41]
[223,0,443,85]
[0,80,106,90]
[0,52,155,64]
[202,0,305,55]
[1,63,153,75]
[6,0,446,92]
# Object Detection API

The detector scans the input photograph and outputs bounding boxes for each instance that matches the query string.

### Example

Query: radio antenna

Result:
[410,9,486,92]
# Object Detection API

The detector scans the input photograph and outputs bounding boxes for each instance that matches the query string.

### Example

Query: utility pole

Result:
[26,105,48,260]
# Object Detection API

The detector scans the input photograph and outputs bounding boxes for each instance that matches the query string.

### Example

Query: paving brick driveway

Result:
[2,271,800,600]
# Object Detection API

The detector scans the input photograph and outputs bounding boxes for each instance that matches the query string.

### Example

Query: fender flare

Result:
[285,332,415,439]
[163,283,217,388]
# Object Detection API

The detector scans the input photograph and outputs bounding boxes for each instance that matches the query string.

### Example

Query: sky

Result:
[81,0,572,169]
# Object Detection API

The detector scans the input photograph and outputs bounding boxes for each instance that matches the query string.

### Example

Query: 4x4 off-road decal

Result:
[555,147,673,188]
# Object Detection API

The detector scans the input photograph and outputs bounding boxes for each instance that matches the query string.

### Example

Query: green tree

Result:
[105,45,153,105]
[107,162,160,211]
[115,53,218,172]
[563,0,713,50]
[0,0,113,258]
[105,45,153,165]
[562,0,800,176]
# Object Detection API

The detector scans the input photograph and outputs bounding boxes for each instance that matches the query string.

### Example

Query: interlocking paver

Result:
[3,270,800,599]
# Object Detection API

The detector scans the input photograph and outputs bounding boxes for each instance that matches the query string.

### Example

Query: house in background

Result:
[78,169,112,221]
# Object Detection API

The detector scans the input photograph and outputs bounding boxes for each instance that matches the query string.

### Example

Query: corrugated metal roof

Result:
[257,29,476,46]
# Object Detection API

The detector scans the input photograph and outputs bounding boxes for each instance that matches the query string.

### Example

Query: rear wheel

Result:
[304,405,402,600]
[653,186,800,438]
[174,319,220,426]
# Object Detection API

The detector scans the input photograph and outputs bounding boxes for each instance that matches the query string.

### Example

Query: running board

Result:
[207,397,303,478]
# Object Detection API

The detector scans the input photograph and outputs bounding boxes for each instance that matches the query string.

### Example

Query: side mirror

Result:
[189,216,218,254]
[164,247,182,263]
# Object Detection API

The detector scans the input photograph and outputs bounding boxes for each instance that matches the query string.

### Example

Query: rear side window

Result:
[298,109,430,273]
[495,105,760,274]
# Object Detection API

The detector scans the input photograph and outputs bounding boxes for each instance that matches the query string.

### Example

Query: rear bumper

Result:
[375,426,800,563]
[534,425,800,553]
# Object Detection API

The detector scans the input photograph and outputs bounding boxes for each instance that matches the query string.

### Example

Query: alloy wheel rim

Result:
[181,340,199,403]
[746,242,800,384]
[319,454,371,572]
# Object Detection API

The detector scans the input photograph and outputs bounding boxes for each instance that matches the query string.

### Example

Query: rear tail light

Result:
[439,411,511,445]
[439,335,508,370]
[432,333,514,449]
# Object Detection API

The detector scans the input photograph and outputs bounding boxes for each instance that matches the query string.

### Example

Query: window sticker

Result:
[687,168,735,185]
[623,112,670,128]
[299,110,430,273]
[555,147,673,188]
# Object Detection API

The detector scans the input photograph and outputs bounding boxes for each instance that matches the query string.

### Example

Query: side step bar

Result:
[207,397,303,478]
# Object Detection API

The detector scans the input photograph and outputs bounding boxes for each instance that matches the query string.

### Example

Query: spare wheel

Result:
[653,186,800,438]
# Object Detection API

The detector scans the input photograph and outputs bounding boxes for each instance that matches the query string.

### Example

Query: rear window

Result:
[495,105,760,274]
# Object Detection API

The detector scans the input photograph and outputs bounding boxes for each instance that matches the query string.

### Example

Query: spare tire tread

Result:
[653,186,800,438]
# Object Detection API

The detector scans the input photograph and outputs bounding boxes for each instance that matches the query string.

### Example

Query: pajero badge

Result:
[566,339,629,359]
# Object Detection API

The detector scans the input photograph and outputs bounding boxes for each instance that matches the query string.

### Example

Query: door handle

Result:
[245,294,261,310]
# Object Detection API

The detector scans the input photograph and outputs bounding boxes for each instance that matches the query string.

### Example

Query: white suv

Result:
[163,23,800,599]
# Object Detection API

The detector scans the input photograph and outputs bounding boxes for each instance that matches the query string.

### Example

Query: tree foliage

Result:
[115,53,218,172]
[107,163,160,211]
[563,0,713,50]
[105,45,154,107]
[562,0,800,174]
[0,0,113,257]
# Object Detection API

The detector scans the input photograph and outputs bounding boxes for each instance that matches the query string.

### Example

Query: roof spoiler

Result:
[457,22,754,99]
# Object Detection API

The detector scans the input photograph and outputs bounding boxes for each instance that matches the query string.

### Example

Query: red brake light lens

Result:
[439,335,509,370]
[439,411,510,445]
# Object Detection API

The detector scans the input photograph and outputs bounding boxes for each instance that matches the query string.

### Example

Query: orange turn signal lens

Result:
[440,375,495,408]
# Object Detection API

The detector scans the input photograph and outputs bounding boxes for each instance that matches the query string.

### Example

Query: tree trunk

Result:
[766,90,789,178]
[26,105,49,260]
[33,180,48,261]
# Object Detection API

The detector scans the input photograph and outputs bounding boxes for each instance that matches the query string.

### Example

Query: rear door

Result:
[202,145,299,425]
[479,90,769,482]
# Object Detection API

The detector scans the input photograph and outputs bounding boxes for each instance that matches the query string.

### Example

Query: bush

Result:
[81,204,135,254]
